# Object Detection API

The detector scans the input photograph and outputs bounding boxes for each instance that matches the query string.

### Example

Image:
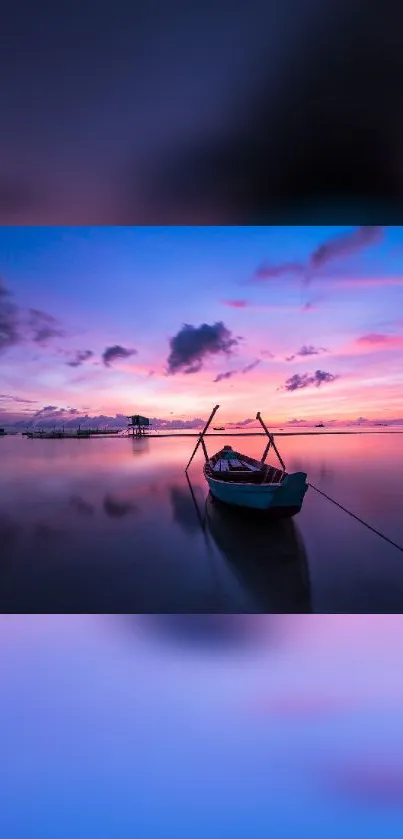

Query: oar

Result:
[256,411,286,471]
[185,404,220,472]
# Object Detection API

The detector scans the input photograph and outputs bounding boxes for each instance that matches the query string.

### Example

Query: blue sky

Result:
[1,226,403,427]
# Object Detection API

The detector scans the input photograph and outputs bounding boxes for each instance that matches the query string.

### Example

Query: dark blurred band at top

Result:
[0,1,402,225]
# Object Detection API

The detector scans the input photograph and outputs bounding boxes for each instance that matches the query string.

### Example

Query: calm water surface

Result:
[1,433,403,612]
[1,614,403,838]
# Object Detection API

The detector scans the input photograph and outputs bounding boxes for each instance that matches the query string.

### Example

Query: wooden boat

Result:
[186,405,308,516]
[204,446,308,515]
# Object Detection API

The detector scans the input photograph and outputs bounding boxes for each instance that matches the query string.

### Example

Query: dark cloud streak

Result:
[27,308,65,344]
[0,279,20,353]
[102,345,137,367]
[242,359,261,373]
[0,394,38,404]
[282,370,338,391]
[305,226,384,283]
[253,227,384,288]
[286,344,327,361]
[214,370,236,383]
[1,279,68,355]
[213,358,261,383]
[67,349,94,367]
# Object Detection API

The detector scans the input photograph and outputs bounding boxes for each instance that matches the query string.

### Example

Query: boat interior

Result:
[206,447,286,484]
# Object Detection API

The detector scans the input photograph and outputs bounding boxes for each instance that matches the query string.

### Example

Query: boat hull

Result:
[205,470,308,516]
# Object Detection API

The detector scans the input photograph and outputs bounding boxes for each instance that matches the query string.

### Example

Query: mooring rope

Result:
[308,482,403,554]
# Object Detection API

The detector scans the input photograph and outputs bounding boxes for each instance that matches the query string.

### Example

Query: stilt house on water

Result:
[127,415,151,437]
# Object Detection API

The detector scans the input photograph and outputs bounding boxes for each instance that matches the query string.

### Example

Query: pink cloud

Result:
[355,333,403,349]
[222,299,249,308]
[356,333,392,345]
[222,299,301,314]
[330,332,403,358]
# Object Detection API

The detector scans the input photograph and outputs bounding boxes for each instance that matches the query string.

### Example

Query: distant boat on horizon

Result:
[315,423,325,428]
[213,426,225,431]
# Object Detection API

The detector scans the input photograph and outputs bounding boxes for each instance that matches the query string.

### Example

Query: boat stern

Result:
[271,472,308,513]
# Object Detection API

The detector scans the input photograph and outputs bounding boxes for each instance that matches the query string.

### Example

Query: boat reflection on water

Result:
[205,493,311,613]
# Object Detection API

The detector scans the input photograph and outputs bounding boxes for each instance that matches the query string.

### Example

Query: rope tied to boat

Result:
[308,482,403,554]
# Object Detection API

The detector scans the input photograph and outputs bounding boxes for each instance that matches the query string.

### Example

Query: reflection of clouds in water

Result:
[1,434,403,612]
[103,494,139,518]
[69,494,95,517]
[0,515,65,555]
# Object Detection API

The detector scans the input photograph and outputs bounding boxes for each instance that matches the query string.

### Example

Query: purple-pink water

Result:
[1,432,403,612]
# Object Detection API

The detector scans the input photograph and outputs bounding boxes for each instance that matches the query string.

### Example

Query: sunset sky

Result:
[1,225,403,428]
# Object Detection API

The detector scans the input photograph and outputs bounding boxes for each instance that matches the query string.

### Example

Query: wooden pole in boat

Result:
[261,439,271,464]
[200,436,209,462]
[185,404,219,471]
[256,412,286,471]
